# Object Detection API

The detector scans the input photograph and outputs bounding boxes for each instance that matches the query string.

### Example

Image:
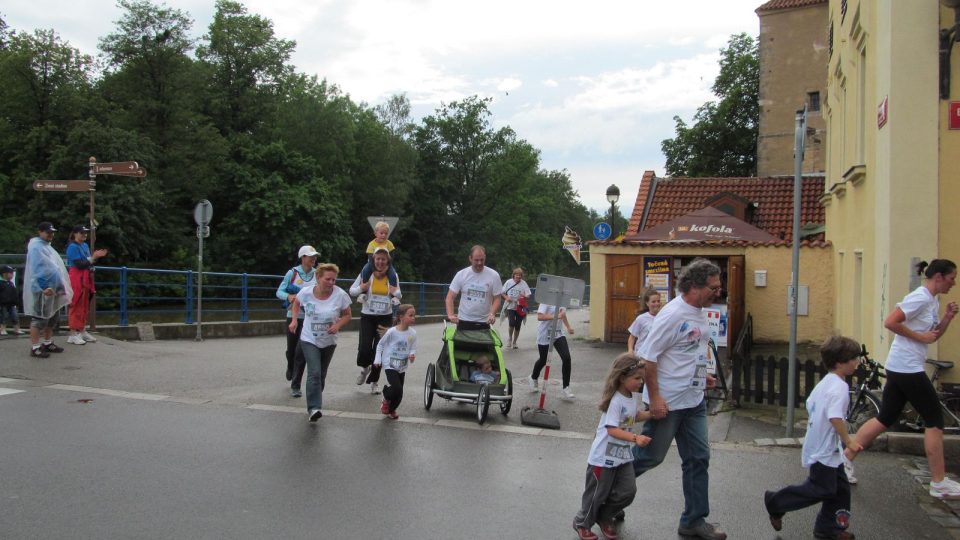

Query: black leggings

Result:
[383,369,406,412]
[877,370,944,429]
[357,314,392,383]
[531,336,572,387]
[285,318,306,389]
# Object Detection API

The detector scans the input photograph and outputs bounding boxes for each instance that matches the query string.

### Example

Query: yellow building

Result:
[824,0,960,380]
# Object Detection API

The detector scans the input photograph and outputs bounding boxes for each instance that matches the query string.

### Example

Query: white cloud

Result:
[543,79,559,88]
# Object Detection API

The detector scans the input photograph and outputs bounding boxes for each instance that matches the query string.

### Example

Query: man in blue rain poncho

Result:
[23,222,72,358]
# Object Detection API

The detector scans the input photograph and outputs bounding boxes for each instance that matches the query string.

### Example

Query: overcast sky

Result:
[4,0,762,220]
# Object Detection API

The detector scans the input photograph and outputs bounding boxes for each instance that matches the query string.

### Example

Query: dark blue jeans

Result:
[632,398,710,529]
[765,461,851,536]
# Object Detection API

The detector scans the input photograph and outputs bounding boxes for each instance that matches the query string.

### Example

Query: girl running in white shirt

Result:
[374,304,417,420]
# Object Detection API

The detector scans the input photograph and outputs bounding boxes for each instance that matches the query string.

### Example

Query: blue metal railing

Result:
[0,255,591,326]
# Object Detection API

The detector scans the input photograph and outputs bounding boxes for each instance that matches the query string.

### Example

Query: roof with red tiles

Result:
[755,0,827,13]
[625,172,826,242]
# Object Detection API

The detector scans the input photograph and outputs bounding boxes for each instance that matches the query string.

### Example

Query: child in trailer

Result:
[374,304,417,420]
[763,335,863,540]
[469,354,500,384]
[358,221,399,302]
[573,353,652,540]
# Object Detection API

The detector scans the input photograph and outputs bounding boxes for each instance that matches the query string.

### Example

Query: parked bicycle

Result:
[899,359,960,434]
[845,344,884,433]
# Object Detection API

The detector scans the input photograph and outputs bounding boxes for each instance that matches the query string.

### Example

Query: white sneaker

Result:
[370,382,380,395]
[561,387,576,400]
[528,378,539,392]
[308,409,322,422]
[356,366,371,385]
[843,458,858,485]
[356,294,367,304]
[0,329,7,336]
[67,334,86,345]
[930,478,960,499]
[80,331,97,342]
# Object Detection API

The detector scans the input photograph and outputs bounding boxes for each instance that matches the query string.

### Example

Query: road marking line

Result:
[45,384,168,401]
[0,388,25,396]
[40,384,598,441]
[0,377,24,384]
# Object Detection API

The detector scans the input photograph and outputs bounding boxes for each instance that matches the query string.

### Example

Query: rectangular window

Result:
[808,92,821,112]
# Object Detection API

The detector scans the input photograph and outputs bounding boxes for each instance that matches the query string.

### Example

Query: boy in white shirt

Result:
[763,336,863,540]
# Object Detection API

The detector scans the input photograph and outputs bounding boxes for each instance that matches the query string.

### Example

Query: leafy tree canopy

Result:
[661,33,759,177]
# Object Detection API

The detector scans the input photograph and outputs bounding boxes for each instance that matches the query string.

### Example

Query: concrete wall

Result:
[744,245,833,343]
[757,3,829,176]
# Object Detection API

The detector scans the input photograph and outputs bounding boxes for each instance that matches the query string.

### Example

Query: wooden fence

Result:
[732,354,874,408]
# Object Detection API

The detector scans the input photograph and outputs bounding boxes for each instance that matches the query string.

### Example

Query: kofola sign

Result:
[676,223,735,237]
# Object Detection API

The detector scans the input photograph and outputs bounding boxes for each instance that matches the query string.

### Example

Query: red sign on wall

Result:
[877,96,888,129]
[950,101,960,130]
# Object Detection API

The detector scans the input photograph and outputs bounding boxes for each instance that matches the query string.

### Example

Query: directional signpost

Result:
[32,156,147,329]
[33,180,96,192]
[92,161,147,177]
[194,200,213,341]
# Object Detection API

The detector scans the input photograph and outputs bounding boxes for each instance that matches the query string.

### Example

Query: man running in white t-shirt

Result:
[445,245,502,331]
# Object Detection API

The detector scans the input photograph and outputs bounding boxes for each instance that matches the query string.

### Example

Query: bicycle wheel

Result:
[942,396,960,433]
[846,390,881,433]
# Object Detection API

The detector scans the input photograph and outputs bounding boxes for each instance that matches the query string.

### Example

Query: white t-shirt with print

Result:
[885,286,939,374]
[638,296,710,410]
[536,304,567,345]
[296,286,352,349]
[374,326,417,373]
[587,391,640,468]
[801,372,848,468]
[628,312,655,356]
[449,266,502,322]
[502,279,531,310]
[348,273,401,317]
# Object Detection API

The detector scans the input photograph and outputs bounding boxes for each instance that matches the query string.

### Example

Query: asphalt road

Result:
[0,310,954,539]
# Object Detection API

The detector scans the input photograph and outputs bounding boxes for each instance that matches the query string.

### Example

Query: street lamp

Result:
[606,184,620,240]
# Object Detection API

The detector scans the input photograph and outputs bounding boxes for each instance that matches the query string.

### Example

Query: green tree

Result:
[661,33,759,177]
[197,0,295,138]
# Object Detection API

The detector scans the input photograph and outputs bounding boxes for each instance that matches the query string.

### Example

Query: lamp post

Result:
[606,184,620,240]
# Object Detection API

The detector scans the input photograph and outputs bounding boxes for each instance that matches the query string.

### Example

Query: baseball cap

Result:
[72,224,91,234]
[0,265,13,274]
[298,245,319,258]
[38,222,56,233]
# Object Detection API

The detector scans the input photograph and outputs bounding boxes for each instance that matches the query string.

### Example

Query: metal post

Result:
[88,157,97,330]
[241,273,249,323]
[196,233,203,341]
[786,106,807,437]
[186,271,194,324]
[609,202,616,240]
[119,266,128,326]
[419,282,426,315]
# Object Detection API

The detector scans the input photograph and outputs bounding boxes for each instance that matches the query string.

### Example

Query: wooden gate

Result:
[605,255,642,343]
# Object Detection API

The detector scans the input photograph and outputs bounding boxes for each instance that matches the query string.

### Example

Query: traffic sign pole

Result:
[194,200,213,342]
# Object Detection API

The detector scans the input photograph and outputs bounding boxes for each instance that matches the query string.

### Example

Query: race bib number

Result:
[605,441,632,461]
[306,305,336,337]
[369,294,390,313]
[389,353,409,370]
[508,288,520,299]
[464,283,487,304]
[691,359,708,389]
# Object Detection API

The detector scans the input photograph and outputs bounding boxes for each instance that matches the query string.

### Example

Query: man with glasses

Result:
[629,258,727,540]
[23,222,71,358]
